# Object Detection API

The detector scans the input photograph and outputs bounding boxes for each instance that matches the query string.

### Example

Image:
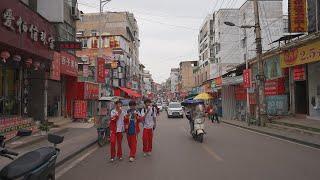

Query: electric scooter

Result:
[0,130,64,180]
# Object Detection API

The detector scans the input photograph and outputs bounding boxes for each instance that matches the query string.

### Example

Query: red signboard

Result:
[235,85,247,101]
[293,65,305,81]
[74,100,87,119]
[243,69,251,88]
[50,52,60,81]
[0,0,55,60]
[289,0,307,32]
[84,82,99,100]
[60,52,78,77]
[55,41,82,51]
[264,78,286,96]
[97,58,105,83]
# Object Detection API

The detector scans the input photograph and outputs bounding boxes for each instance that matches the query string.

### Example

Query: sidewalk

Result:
[0,121,97,169]
[222,119,320,149]
[271,116,320,133]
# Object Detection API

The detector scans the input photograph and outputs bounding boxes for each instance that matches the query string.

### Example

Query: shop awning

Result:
[119,87,141,98]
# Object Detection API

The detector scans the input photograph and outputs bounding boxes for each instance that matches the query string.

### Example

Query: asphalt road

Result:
[58,113,320,180]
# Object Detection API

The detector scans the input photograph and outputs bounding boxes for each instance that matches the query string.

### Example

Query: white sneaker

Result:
[147,152,152,156]
[143,153,147,157]
[119,157,123,161]
[129,157,135,162]
[110,158,114,162]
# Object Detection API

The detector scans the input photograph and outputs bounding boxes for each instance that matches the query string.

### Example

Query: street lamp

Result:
[224,20,265,126]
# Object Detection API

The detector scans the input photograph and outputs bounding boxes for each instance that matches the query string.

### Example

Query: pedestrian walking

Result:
[206,104,214,123]
[141,99,157,156]
[213,103,219,123]
[109,100,126,162]
[124,100,141,162]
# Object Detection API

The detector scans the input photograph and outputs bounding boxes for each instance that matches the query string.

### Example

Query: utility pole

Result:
[253,0,266,126]
[99,0,111,57]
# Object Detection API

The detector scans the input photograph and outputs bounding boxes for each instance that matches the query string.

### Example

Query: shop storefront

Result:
[73,82,99,121]
[0,0,55,139]
[281,39,320,120]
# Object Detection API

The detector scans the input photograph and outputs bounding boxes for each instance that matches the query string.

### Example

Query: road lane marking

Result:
[224,123,320,151]
[56,146,99,179]
[201,144,224,162]
[180,126,224,162]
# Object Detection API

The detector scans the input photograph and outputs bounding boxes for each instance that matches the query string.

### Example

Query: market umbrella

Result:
[194,92,213,100]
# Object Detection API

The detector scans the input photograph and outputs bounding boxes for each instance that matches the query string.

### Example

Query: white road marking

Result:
[56,146,99,179]
[224,123,320,151]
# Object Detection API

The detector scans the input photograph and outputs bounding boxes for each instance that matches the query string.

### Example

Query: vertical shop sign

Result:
[50,52,60,80]
[97,58,105,83]
[288,0,307,32]
[293,65,306,81]
[243,69,251,88]
[74,100,87,119]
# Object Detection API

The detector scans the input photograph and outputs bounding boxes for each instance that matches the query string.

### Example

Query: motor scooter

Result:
[0,129,64,180]
[186,111,205,143]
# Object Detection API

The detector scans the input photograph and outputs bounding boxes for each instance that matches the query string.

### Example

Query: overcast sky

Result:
[78,0,288,83]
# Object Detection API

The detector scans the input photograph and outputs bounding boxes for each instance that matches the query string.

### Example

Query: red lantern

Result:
[0,51,10,63]
[26,58,33,68]
[33,61,40,70]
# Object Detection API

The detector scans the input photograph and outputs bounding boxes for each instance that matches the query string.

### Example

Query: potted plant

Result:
[39,122,50,135]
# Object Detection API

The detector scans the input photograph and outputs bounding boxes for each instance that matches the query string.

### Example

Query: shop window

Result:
[0,66,20,116]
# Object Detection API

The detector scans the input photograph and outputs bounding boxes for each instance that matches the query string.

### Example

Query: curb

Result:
[56,139,98,168]
[222,120,320,150]
[10,128,69,150]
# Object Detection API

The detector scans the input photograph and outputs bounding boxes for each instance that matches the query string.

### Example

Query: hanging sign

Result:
[243,69,251,88]
[60,52,78,77]
[293,65,306,81]
[288,0,307,32]
[96,58,105,83]
[74,100,87,119]
[50,52,61,81]
[55,41,82,51]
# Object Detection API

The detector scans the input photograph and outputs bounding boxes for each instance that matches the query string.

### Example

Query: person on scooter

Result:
[124,100,141,162]
[109,100,126,162]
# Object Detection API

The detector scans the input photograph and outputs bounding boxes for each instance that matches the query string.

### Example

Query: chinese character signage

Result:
[0,1,55,60]
[264,78,286,96]
[50,52,61,81]
[74,100,87,119]
[293,65,306,81]
[289,0,307,32]
[84,82,99,100]
[96,58,105,83]
[60,52,78,77]
[280,40,320,68]
[1,8,55,49]
[55,41,82,51]
[243,69,251,88]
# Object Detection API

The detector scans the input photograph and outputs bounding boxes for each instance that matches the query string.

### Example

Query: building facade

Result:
[179,61,197,95]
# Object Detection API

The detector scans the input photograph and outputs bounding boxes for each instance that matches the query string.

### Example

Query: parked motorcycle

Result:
[0,130,64,180]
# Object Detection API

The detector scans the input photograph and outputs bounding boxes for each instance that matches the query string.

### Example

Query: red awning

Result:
[119,87,141,98]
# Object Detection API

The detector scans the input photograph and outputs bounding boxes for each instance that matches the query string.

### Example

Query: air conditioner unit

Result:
[71,6,80,20]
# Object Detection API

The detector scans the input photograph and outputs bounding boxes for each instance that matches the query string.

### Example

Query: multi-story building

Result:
[76,12,140,96]
[170,68,180,94]
[179,61,198,94]
[141,70,153,97]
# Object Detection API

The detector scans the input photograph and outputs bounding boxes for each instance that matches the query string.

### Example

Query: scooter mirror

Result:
[16,129,32,137]
[48,134,64,145]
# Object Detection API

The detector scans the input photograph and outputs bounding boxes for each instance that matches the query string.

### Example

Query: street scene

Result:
[0,0,320,180]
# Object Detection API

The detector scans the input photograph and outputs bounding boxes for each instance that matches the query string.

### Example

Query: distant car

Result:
[167,102,184,118]
[157,103,163,111]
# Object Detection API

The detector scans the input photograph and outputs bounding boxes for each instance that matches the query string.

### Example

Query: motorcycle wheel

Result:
[197,134,204,143]
[98,135,106,147]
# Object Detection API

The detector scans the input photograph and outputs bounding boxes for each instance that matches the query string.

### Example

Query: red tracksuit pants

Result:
[127,134,137,158]
[110,132,123,158]
[143,128,153,153]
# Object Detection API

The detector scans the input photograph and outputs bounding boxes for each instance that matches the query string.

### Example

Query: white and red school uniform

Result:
[141,107,156,153]
[124,109,141,158]
[110,109,125,159]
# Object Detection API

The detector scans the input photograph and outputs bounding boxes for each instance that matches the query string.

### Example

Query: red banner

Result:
[60,52,78,77]
[293,65,305,81]
[74,100,87,119]
[264,78,286,96]
[84,82,99,100]
[243,69,251,88]
[235,85,247,101]
[97,58,105,83]
[50,52,60,81]
[289,0,307,33]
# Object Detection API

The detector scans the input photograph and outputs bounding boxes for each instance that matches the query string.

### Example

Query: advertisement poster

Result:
[97,58,105,83]
[74,100,87,119]
[293,65,306,81]
[84,83,99,100]
[289,0,307,32]
[50,52,61,81]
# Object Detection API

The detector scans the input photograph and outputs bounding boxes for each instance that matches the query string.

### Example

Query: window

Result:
[91,30,98,36]
[77,31,84,37]
[91,38,98,48]
[81,38,88,48]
